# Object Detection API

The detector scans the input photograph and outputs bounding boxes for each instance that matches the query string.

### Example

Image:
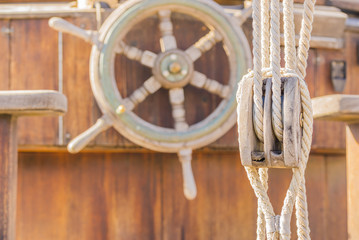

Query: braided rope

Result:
[257,1,271,238]
[252,0,264,143]
[237,0,316,238]
[283,0,297,70]
[261,0,270,69]
[270,0,283,142]
[294,1,316,238]
[257,168,269,240]
[297,0,316,80]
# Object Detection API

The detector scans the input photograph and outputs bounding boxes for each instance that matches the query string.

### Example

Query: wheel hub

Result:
[153,50,193,89]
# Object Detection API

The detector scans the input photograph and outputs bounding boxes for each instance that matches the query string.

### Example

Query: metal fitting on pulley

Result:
[238,76,302,168]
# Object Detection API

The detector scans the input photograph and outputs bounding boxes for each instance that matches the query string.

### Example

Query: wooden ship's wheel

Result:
[49,0,251,200]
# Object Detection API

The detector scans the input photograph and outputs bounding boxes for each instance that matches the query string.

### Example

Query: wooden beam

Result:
[0,90,66,240]
[312,94,359,239]
[0,4,113,19]
[312,94,359,122]
[0,90,67,116]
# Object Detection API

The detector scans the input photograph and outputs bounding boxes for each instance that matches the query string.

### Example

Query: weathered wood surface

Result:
[0,0,328,5]
[346,124,359,240]
[0,0,68,2]
[331,0,359,13]
[313,94,359,122]
[0,0,330,5]
[0,91,66,240]
[239,77,302,168]
[0,116,17,240]
[0,13,354,152]
[0,5,351,240]
[0,90,67,116]
[15,151,347,240]
[312,94,359,239]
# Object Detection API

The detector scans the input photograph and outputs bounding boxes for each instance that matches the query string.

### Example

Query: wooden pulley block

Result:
[238,77,302,168]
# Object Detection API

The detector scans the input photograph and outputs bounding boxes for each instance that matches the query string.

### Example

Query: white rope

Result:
[270,0,283,143]
[257,1,270,238]
[237,0,316,239]
[283,0,297,70]
[257,168,269,240]
[252,0,264,143]
[261,0,270,69]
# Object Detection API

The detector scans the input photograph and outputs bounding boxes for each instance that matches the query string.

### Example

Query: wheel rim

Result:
[90,0,251,152]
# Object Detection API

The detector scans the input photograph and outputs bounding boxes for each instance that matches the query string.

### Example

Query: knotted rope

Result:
[236,0,316,239]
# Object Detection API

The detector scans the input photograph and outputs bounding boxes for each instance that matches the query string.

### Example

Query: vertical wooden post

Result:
[0,115,17,240]
[0,90,67,240]
[346,124,359,240]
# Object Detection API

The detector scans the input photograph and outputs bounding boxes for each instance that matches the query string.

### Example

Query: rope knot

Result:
[266,214,291,236]
[266,215,280,234]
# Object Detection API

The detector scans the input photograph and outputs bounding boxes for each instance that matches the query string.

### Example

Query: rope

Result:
[257,0,271,237]
[283,0,297,70]
[252,0,264,143]
[257,168,269,240]
[237,0,316,239]
[270,0,283,143]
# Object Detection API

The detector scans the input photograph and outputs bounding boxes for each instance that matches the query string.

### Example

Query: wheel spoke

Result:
[185,30,223,62]
[190,71,230,98]
[116,41,157,68]
[169,88,188,131]
[118,76,161,112]
[49,17,102,49]
[158,10,177,52]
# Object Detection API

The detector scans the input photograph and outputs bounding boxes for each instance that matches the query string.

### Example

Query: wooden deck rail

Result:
[313,94,359,240]
[0,90,66,240]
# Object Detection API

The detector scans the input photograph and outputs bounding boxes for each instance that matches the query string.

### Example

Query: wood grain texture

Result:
[0,19,10,90]
[15,152,347,240]
[294,0,327,5]
[9,19,59,146]
[61,16,105,147]
[331,0,359,13]
[16,152,162,240]
[266,155,328,239]
[0,90,66,116]
[0,5,351,240]
[313,94,359,122]
[312,47,347,151]
[346,124,359,240]
[162,152,258,240]
[0,13,355,152]
[312,32,359,151]
[341,40,359,235]
[0,115,17,240]
[0,0,68,2]
[325,154,348,240]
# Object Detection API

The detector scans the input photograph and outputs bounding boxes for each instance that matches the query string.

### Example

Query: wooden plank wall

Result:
[0,8,355,240]
[16,152,347,240]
